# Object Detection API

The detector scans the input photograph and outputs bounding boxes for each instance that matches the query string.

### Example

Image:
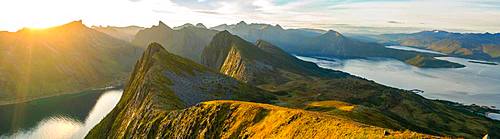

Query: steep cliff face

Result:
[86,43,275,138]
[201,31,347,85]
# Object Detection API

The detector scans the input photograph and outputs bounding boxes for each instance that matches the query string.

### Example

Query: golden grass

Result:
[201,100,438,139]
[308,100,356,112]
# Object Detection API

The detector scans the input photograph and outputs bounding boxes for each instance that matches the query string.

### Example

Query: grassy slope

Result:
[86,43,275,138]
[202,31,500,138]
[87,43,433,139]
[94,100,433,138]
[0,21,142,105]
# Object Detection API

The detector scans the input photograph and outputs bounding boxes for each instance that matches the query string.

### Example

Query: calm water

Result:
[297,46,500,109]
[0,90,122,139]
[385,45,447,55]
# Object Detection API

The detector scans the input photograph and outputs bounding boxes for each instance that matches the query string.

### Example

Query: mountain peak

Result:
[19,20,87,32]
[236,21,247,26]
[195,23,207,29]
[324,30,343,37]
[183,23,195,27]
[275,24,283,29]
[145,42,167,54]
[158,21,172,29]
[65,20,85,26]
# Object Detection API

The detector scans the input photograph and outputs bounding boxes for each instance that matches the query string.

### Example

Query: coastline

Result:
[0,84,123,106]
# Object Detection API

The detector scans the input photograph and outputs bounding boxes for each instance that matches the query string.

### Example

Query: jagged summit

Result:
[275,24,283,29]
[323,30,344,37]
[63,20,85,27]
[195,23,207,29]
[202,31,347,84]
[87,43,276,138]
[157,21,172,30]
[236,21,247,26]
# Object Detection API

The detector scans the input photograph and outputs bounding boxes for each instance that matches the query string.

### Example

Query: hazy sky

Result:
[1,0,499,34]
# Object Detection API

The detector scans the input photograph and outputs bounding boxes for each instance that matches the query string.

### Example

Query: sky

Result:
[0,0,499,34]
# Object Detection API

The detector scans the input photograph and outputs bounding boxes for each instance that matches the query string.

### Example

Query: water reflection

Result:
[0,90,122,139]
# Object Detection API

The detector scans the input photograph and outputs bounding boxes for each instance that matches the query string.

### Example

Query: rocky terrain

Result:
[86,43,435,138]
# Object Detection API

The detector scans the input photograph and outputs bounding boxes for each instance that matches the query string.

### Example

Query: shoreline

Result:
[0,84,123,106]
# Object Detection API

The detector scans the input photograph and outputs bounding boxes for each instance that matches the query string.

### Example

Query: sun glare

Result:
[23,22,66,31]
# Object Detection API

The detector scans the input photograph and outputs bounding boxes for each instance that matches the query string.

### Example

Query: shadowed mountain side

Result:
[132,21,217,63]
[0,20,142,105]
[200,31,500,138]
[86,43,275,138]
[92,25,144,42]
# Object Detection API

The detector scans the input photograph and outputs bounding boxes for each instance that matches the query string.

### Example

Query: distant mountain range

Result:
[0,20,142,105]
[378,30,500,62]
[211,21,464,68]
[172,23,207,30]
[131,21,217,63]
[92,25,144,42]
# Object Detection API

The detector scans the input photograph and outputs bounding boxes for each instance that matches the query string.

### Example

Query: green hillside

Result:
[86,43,275,138]
[86,43,433,139]
[201,31,500,138]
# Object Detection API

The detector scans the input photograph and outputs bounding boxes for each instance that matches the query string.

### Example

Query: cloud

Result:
[193,10,222,15]
[387,21,403,24]
[1,0,500,33]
